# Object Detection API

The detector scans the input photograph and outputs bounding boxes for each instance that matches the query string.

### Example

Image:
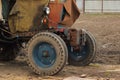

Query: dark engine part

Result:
[0,21,17,43]
[0,42,20,61]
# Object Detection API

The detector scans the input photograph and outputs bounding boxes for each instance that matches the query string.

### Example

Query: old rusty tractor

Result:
[0,0,96,76]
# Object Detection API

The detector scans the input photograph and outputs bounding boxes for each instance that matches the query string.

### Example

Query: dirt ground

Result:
[73,14,120,64]
[0,14,120,80]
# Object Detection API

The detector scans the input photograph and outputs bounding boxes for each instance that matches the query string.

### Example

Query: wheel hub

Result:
[33,42,56,68]
[42,51,50,58]
[68,45,88,61]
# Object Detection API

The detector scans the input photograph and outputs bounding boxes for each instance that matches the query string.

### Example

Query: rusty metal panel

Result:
[69,29,80,47]
[49,0,80,28]
[49,2,63,28]
[60,0,80,27]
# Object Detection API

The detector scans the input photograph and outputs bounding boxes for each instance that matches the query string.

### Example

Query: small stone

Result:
[28,76,33,80]
[106,78,110,80]
[38,77,42,80]
[80,74,87,78]
[63,76,96,80]
[63,76,80,80]
[6,73,11,75]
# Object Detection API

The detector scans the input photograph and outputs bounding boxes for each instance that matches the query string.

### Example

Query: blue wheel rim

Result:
[68,43,89,61]
[33,42,56,68]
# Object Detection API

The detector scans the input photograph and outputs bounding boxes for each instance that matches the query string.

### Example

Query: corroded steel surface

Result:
[8,0,80,33]
[60,0,80,27]
[49,2,63,28]
[49,0,80,28]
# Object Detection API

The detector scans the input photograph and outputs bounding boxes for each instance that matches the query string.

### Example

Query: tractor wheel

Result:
[52,33,68,63]
[68,31,96,66]
[0,44,19,61]
[26,32,68,76]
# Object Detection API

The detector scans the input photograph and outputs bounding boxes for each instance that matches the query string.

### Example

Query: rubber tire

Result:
[68,31,96,66]
[26,32,68,76]
[52,33,68,63]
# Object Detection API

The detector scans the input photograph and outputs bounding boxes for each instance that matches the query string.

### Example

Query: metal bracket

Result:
[81,29,87,46]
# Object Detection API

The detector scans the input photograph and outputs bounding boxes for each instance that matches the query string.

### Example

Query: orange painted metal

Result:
[48,1,63,29]
[48,0,80,29]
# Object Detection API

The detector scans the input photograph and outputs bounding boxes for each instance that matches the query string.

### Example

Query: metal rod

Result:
[83,0,85,13]
[101,0,103,13]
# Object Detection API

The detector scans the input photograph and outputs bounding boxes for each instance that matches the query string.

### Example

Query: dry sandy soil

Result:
[0,14,120,80]
[73,14,120,64]
[0,60,120,80]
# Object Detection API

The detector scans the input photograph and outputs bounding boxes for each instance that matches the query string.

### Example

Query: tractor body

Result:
[0,0,96,76]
